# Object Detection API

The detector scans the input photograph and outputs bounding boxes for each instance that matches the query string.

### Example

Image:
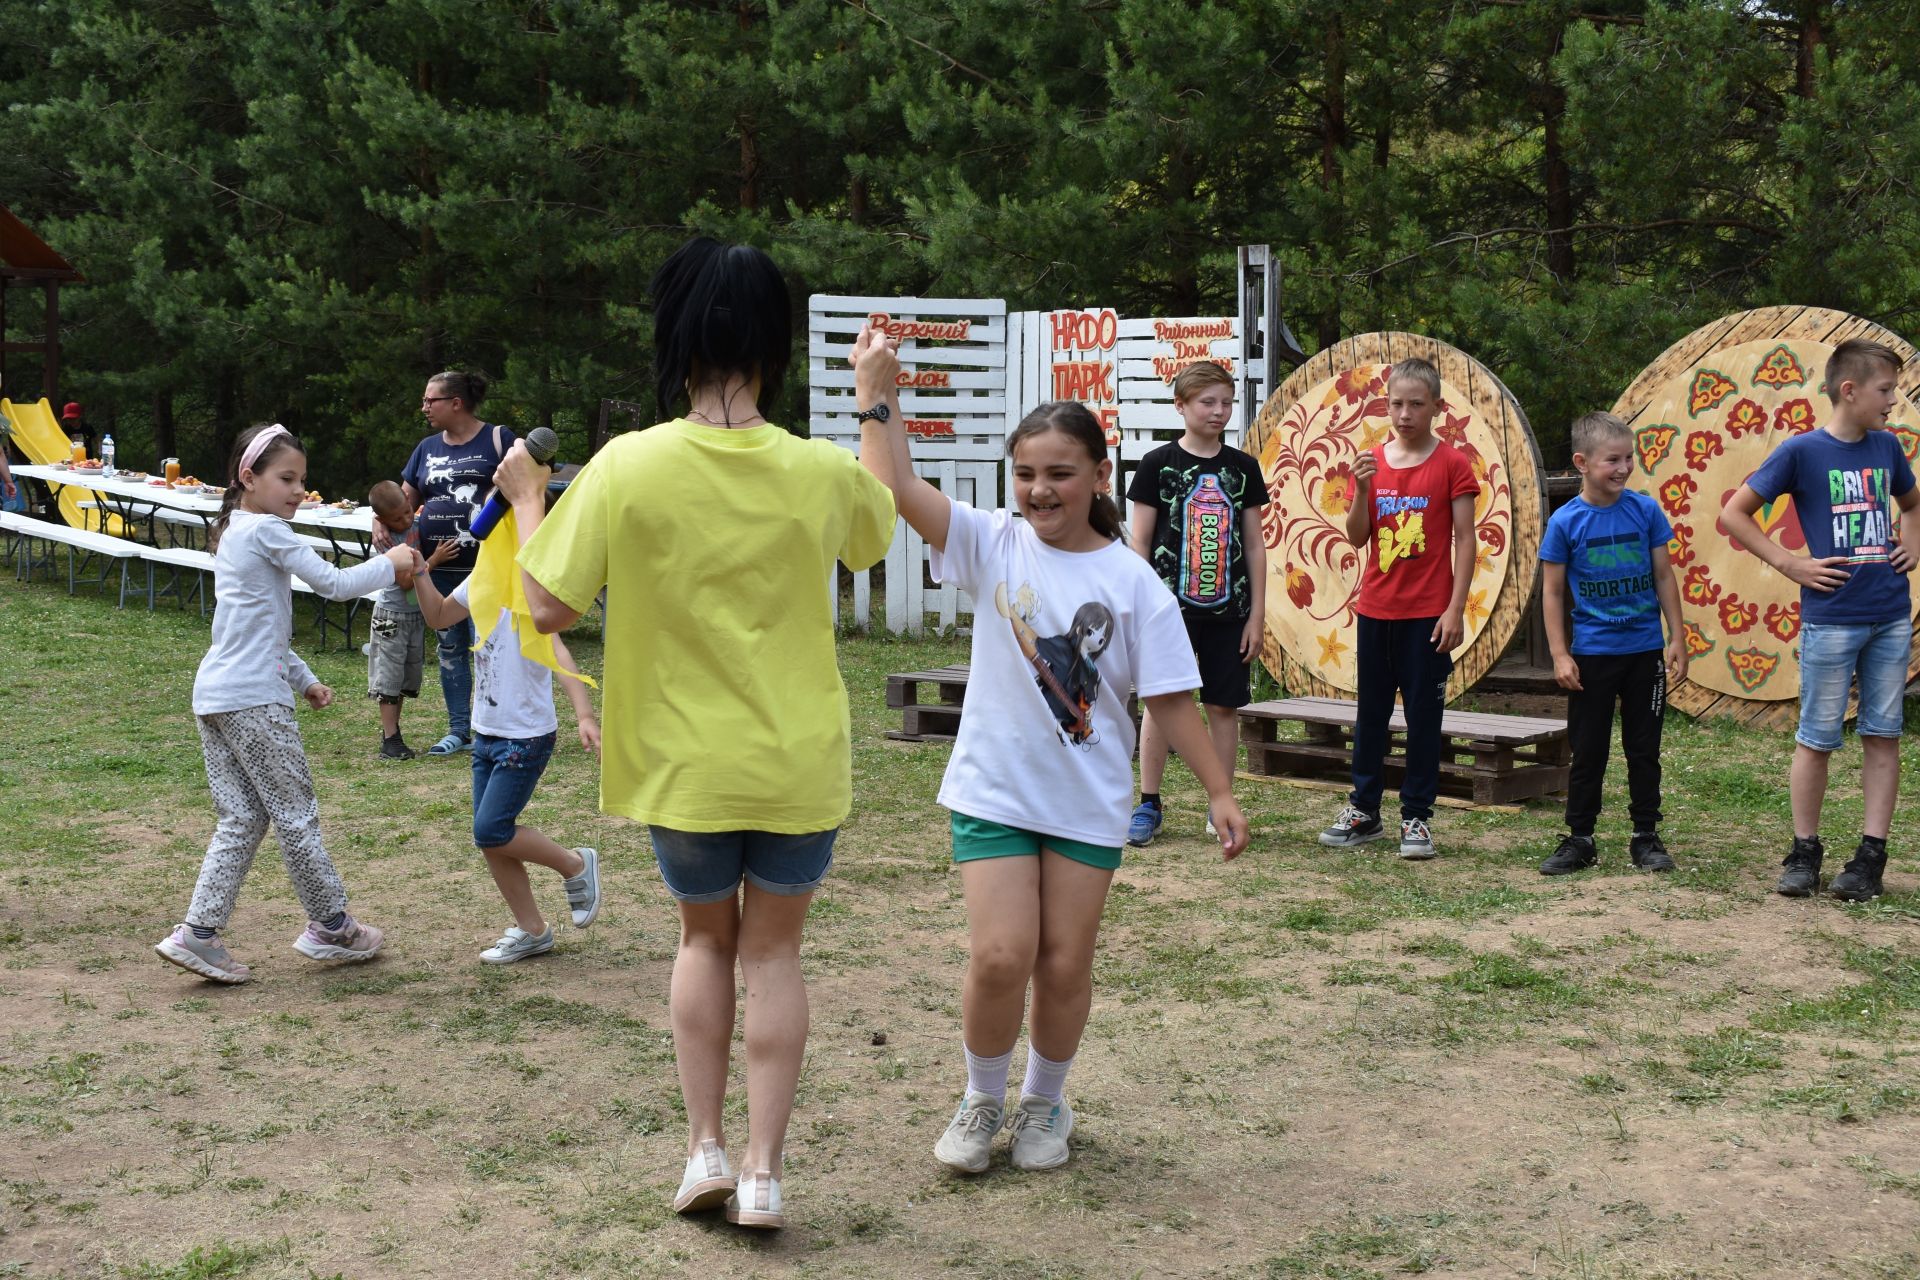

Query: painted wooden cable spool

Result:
[1245,332,1546,701]
[1611,306,1920,728]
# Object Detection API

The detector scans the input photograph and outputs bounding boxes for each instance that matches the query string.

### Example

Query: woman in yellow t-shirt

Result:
[498,238,895,1231]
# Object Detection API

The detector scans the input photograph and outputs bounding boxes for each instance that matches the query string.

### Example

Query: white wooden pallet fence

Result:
[811,296,1238,634]
[810,296,1007,634]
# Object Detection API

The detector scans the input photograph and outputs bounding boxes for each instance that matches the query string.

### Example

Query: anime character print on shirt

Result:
[1152,463,1256,613]
[994,582,1113,748]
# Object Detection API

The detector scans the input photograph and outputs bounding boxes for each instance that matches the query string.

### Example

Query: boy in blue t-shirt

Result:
[1723,338,1920,901]
[1539,413,1687,875]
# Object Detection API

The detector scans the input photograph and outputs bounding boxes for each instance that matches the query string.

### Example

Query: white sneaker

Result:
[564,847,601,928]
[1399,817,1436,860]
[933,1091,1005,1173]
[479,925,554,964]
[1007,1094,1074,1170]
[725,1169,783,1229]
[672,1138,734,1214]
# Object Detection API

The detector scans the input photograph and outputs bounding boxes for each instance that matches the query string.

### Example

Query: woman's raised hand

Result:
[850,323,900,408]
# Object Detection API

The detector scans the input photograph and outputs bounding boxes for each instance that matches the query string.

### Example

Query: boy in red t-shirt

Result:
[1319,358,1480,858]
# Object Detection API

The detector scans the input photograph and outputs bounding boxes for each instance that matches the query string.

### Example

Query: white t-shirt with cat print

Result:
[931,503,1199,849]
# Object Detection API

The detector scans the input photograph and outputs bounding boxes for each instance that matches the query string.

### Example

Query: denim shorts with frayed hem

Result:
[1796,618,1909,752]
[647,826,837,904]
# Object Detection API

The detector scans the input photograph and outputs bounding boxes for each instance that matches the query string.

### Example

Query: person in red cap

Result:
[60,402,95,457]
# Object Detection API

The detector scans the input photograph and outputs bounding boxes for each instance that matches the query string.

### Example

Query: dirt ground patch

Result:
[3,590,1920,1278]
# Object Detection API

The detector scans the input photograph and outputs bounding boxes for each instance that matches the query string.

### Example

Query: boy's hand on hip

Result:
[1784,554,1849,592]
[1891,544,1915,574]
[1554,653,1583,691]
[1431,607,1465,653]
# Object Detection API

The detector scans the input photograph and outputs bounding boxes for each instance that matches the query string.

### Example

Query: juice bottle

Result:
[70,437,85,464]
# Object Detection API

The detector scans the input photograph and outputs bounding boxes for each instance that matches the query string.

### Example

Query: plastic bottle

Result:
[101,433,116,476]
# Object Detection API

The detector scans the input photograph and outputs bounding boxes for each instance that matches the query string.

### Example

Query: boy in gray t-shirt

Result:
[367,481,455,759]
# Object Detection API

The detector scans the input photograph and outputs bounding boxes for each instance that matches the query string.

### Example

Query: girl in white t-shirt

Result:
[414,565,602,965]
[850,327,1250,1175]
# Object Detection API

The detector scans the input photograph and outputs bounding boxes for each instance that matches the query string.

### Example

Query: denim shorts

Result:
[647,826,838,904]
[471,731,556,848]
[1796,618,1910,751]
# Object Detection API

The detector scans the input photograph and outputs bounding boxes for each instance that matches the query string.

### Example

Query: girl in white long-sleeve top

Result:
[155,423,416,984]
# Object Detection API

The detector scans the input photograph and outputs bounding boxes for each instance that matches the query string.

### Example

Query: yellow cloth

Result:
[468,507,598,688]
[517,420,895,832]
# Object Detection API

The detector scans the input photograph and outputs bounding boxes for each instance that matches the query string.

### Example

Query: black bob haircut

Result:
[649,236,793,420]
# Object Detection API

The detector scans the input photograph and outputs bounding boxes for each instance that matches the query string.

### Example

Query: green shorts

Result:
[949,812,1123,871]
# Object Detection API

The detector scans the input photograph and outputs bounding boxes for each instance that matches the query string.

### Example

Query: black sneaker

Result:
[1539,834,1597,876]
[1776,836,1823,897]
[379,734,416,761]
[1629,831,1676,873]
[1830,841,1888,902]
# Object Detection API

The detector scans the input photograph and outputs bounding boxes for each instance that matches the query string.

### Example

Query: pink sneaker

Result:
[292,915,384,962]
[155,926,251,984]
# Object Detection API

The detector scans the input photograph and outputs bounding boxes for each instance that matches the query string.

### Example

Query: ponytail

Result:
[1007,401,1122,542]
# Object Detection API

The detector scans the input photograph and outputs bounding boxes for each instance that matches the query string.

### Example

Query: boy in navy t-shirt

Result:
[1723,338,1920,901]
[1539,413,1687,876]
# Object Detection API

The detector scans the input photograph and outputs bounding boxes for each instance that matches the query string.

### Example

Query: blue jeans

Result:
[471,732,556,848]
[647,826,838,904]
[1796,618,1909,751]
[431,566,473,740]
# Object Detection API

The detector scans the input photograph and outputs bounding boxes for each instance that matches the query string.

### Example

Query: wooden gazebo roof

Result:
[0,204,81,402]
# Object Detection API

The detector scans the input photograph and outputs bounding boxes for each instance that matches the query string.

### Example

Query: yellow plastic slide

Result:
[3,396,126,534]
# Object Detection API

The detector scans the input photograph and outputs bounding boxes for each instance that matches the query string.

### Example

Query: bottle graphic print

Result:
[1178,473,1234,609]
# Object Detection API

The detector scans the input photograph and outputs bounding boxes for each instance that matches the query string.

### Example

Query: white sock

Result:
[964,1044,1014,1103]
[1021,1048,1075,1104]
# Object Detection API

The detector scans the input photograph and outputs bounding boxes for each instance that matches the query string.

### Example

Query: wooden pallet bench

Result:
[1238,696,1570,806]
[886,665,973,742]
[884,663,1142,744]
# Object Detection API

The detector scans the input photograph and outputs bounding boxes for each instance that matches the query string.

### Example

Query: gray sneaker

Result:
[933,1091,1005,1173]
[155,926,251,984]
[1007,1094,1074,1170]
[480,925,554,964]
[564,847,601,928]
[1319,805,1387,847]
[1398,818,1436,860]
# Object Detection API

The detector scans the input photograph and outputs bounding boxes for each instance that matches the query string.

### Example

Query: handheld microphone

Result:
[468,427,559,541]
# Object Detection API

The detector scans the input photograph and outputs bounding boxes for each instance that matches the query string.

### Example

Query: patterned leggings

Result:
[186,703,348,931]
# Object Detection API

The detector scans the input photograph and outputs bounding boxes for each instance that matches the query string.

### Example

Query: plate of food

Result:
[330,499,357,511]
[121,470,150,482]
[147,479,170,487]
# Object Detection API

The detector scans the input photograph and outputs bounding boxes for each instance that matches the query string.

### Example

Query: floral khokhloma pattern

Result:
[1633,336,1920,701]
[1257,362,1513,692]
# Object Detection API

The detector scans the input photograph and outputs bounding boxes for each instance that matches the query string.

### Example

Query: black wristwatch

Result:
[854,403,891,424]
